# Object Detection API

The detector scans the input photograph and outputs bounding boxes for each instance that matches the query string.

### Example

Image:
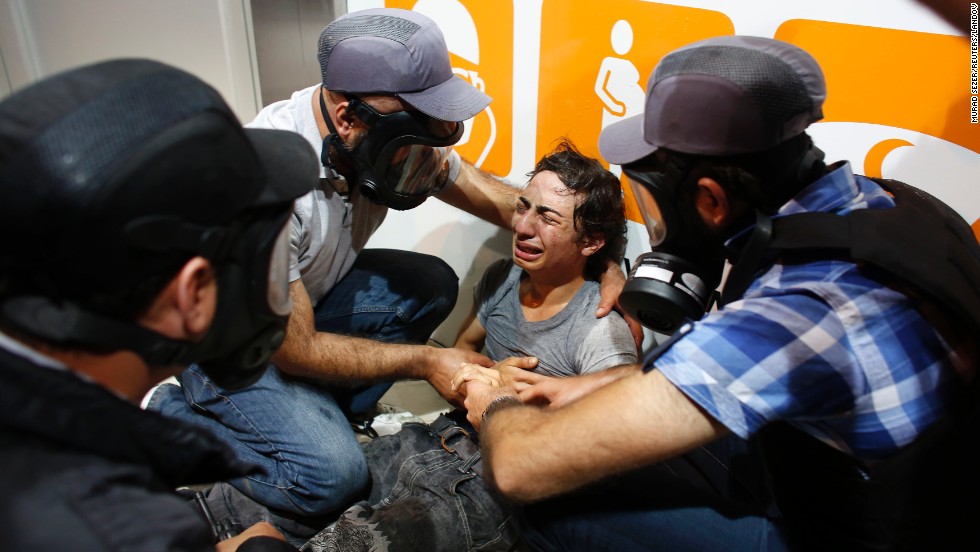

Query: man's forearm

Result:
[272,279,438,383]
[585,363,638,389]
[438,159,518,229]
[481,370,728,503]
[273,330,432,383]
[515,362,639,407]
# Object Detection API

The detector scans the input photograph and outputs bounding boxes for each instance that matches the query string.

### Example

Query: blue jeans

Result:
[520,436,789,552]
[304,414,520,552]
[149,249,458,518]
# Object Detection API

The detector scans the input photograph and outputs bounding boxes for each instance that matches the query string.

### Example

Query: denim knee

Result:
[266,438,369,517]
[420,255,458,317]
[145,381,192,420]
[375,249,458,320]
[171,366,372,518]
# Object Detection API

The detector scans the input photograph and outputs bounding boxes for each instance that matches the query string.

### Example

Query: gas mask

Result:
[107,205,296,388]
[177,207,294,387]
[619,153,727,334]
[320,92,462,211]
[0,207,294,390]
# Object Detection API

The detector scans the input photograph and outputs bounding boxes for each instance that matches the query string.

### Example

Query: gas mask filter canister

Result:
[620,252,716,334]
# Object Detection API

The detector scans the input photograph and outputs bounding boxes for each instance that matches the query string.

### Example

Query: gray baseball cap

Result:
[317,8,491,122]
[599,36,826,164]
[0,59,317,297]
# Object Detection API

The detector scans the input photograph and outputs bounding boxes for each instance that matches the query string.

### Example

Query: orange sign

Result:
[777,20,976,155]
[387,0,514,177]
[535,1,734,223]
[776,20,979,237]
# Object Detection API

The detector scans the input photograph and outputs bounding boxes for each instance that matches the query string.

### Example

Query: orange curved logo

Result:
[776,20,978,239]
[864,139,915,178]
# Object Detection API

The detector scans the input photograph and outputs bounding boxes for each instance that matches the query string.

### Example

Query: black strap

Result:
[317,87,342,180]
[721,178,980,338]
[767,180,980,336]
[769,211,850,249]
[0,296,189,365]
[719,210,774,306]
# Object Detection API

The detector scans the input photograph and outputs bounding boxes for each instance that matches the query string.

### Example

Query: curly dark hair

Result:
[528,140,627,281]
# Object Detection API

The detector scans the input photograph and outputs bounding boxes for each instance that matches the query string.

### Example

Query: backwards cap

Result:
[317,8,491,122]
[0,59,316,302]
[600,36,826,164]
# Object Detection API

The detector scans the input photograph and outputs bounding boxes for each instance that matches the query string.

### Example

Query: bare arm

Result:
[437,159,518,229]
[595,260,627,317]
[472,369,728,503]
[453,304,487,352]
[515,362,637,408]
[452,346,634,408]
[595,262,644,348]
[272,279,492,402]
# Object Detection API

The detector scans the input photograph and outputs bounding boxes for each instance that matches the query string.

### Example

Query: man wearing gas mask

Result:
[460,36,979,550]
[149,6,634,532]
[0,60,315,550]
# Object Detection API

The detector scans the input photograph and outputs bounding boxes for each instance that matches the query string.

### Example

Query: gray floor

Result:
[143,376,451,423]
[378,379,451,423]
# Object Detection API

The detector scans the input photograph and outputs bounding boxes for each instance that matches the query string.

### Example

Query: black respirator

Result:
[619,154,726,335]
[320,93,462,211]
[0,208,294,389]
[619,143,826,335]
[170,208,294,387]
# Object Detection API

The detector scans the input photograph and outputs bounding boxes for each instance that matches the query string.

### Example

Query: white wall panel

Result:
[0,0,261,120]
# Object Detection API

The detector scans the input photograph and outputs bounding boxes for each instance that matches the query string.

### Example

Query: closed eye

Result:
[516,196,531,213]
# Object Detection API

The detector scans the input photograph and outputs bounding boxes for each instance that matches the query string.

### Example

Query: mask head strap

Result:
[719,210,774,306]
[317,87,344,180]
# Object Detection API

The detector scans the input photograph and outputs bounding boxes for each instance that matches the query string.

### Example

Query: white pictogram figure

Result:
[595,19,645,176]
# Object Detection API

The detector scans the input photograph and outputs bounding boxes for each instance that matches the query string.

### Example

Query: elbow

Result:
[485,441,547,503]
[489,467,531,503]
[269,337,307,377]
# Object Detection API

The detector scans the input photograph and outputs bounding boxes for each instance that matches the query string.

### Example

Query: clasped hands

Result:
[450,357,523,431]
[450,356,581,431]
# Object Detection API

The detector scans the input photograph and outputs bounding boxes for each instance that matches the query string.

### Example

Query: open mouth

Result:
[514,241,543,261]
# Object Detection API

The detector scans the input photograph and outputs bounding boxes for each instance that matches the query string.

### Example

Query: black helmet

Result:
[0,59,317,387]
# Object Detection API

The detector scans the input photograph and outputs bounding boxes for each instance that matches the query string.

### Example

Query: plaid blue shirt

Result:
[655,163,972,462]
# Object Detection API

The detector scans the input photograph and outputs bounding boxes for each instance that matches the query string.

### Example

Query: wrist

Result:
[482,394,522,425]
[415,345,436,380]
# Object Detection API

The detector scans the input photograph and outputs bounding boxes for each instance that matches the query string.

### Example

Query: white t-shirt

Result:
[247,84,387,304]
